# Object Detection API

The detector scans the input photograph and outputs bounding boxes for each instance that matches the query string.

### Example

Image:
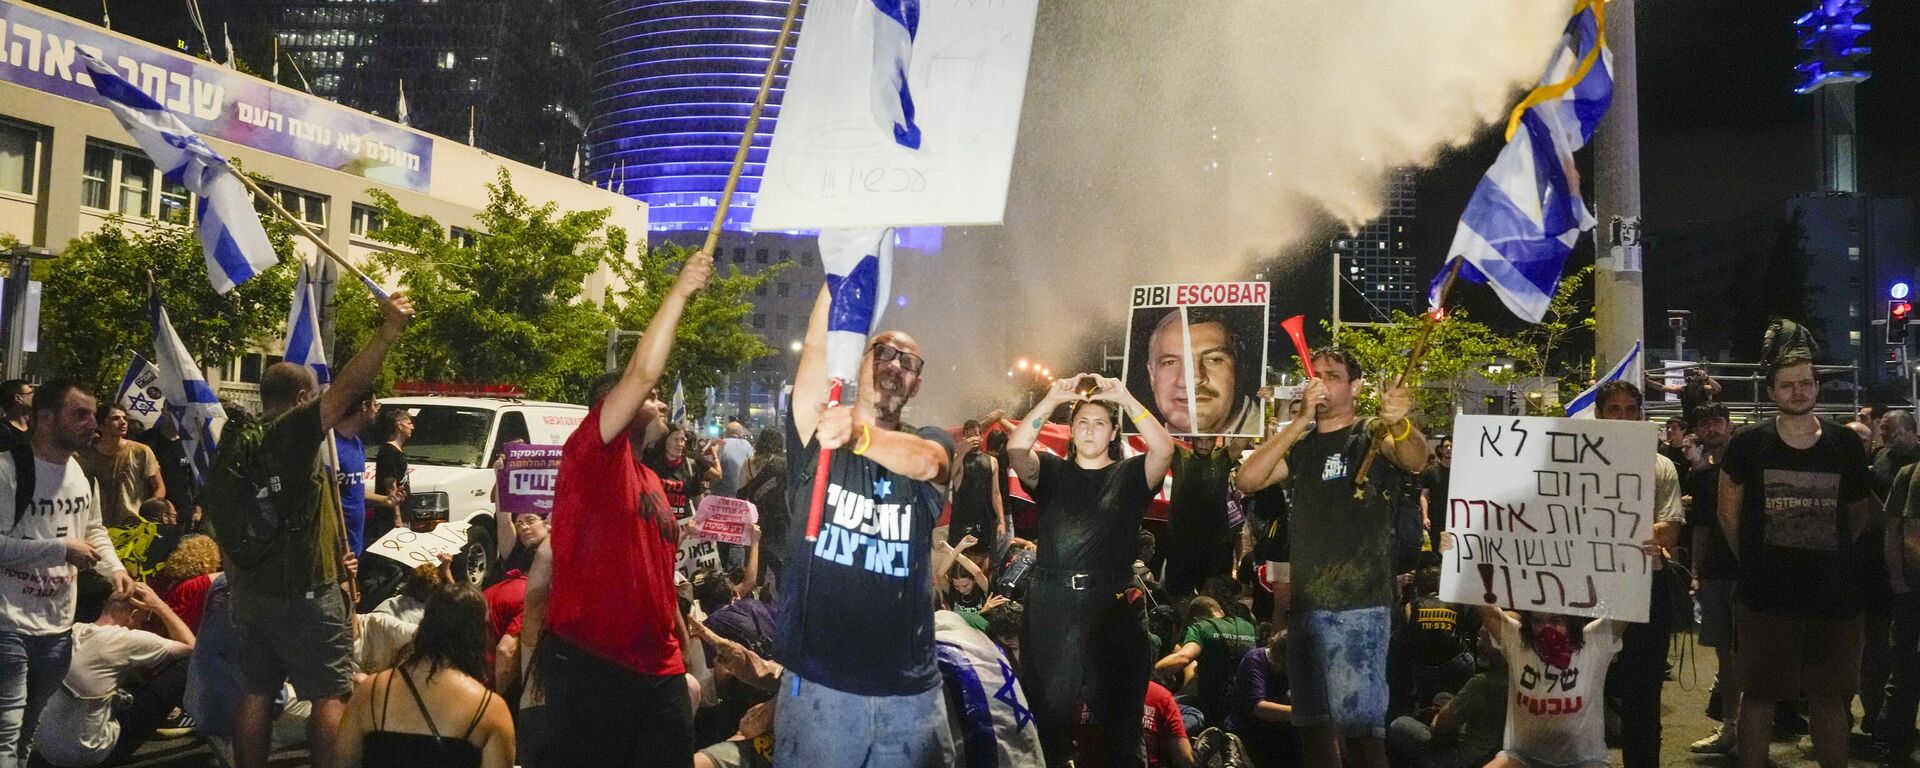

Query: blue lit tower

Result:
[1794,0,1871,193]
[589,0,800,232]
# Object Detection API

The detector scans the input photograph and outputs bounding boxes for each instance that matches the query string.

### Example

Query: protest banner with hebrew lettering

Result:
[1439,414,1658,623]
[693,495,758,546]
[496,445,562,516]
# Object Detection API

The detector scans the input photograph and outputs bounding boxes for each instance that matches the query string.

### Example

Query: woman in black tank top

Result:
[339,582,516,768]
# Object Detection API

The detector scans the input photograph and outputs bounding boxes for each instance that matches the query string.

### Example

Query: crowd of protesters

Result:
[0,251,1906,768]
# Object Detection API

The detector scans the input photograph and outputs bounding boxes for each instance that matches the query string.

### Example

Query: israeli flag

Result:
[82,55,277,294]
[868,0,923,149]
[670,380,686,425]
[283,261,331,388]
[819,228,895,386]
[1564,341,1641,420]
[114,353,167,431]
[1430,0,1612,322]
[150,287,229,483]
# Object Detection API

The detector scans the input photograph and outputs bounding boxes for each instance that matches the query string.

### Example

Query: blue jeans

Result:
[773,673,953,768]
[1288,606,1390,738]
[0,630,73,768]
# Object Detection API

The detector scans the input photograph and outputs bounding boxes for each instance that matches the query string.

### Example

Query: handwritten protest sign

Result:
[1439,415,1658,623]
[677,527,722,578]
[368,522,472,568]
[496,445,563,516]
[693,496,758,546]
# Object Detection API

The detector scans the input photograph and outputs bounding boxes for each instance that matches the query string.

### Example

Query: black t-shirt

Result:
[1680,382,1715,422]
[1409,595,1467,668]
[1420,464,1451,552]
[647,453,712,518]
[1873,444,1920,498]
[0,420,28,452]
[951,451,998,533]
[1685,464,1737,581]
[1722,418,1874,617]
[775,414,951,696]
[373,444,409,510]
[139,431,198,514]
[1164,446,1233,547]
[1252,485,1290,564]
[1030,452,1156,578]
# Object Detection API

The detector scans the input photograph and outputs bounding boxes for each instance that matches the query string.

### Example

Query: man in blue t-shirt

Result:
[775,285,955,766]
[333,396,380,556]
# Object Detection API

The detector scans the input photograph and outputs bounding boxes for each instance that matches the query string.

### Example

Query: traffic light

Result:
[1891,299,1914,344]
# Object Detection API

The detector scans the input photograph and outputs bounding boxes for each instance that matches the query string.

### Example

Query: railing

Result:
[1642,360,1861,422]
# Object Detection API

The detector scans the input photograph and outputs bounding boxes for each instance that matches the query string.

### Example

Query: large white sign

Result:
[367,522,472,568]
[1439,415,1658,623]
[750,0,1038,230]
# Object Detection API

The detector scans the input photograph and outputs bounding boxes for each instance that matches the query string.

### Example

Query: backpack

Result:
[8,441,32,530]
[201,420,301,569]
[1191,727,1253,768]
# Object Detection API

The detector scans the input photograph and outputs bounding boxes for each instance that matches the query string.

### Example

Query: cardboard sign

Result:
[1122,283,1272,438]
[496,444,563,517]
[677,526,722,578]
[693,495,758,546]
[750,0,1039,229]
[367,522,472,568]
[1439,415,1659,622]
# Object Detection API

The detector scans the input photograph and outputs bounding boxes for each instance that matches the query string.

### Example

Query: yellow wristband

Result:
[1130,409,1151,425]
[852,423,874,456]
[1391,419,1413,441]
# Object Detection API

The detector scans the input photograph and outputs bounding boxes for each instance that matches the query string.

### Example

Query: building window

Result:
[755,248,768,264]
[157,179,191,224]
[81,140,192,221]
[350,204,387,236]
[115,151,153,217]
[778,250,790,262]
[733,247,746,263]
[753,313,765,329]
[0,119,44,197]
[775,315,788,330]
[438,51,457,69]
[755,283,766,296]
[254,183,327,234]
[450,227,480,248]
[776,282,789,297]
[549,41,565,58]
[81,143,112,209]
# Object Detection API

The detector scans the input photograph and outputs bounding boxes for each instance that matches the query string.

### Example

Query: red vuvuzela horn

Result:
[1280,315,1315,379]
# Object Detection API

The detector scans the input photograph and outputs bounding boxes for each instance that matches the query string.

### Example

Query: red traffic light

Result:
[1897,301,1913,320]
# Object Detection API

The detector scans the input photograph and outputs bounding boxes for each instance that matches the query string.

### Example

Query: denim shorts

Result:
[773,673,953,767]
[1287,606,1390,738]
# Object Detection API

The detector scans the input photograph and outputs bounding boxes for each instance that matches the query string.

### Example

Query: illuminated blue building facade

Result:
[589,0,798,232]
[1794,0,1871,193]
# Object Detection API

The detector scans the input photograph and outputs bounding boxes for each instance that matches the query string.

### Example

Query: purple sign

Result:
[497,444,562,516]
[0,2,433,191]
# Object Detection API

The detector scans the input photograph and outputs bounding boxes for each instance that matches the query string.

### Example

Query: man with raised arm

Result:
[772,285,955,766]
[531,251,712,768]
[1234,347,1426,768]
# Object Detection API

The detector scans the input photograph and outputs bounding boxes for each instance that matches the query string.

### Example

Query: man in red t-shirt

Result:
[1074,680,1194,768]
[531,251,713,768]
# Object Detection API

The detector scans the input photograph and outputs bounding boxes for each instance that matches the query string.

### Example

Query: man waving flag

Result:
[869,0,923,150]
[150,287,228,482]
[81,55,277,293]
[1430,0,1612,322]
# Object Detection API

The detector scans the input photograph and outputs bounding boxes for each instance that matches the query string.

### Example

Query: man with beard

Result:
[774,286,957,765]
[1008,374,1174,767]
[1719,358,1876,768]
[1146,309,1262,436]
[1683,404,1744,755]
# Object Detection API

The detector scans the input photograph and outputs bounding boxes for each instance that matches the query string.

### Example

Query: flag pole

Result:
[701,0,804,255]
[1351,257,1464,498]
[228,169,382,294]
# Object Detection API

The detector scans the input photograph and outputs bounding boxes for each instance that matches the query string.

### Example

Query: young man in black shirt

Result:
[1008,374,1174,768]
[1719,359,1877,768]
[1683,403,1741,755]
[948,419,1006,552]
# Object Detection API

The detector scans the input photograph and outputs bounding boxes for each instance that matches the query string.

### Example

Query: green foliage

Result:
[1508,265,1595,404]
[1325,308,1514,432]
[604,241,785,410]
[339,168,620,402]
[37,217,298,394]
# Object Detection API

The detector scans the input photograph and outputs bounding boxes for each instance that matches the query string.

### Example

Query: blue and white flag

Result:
[819,228,895,386]
[283,261,331,388]
[396,79,411,126]
[1564,341,1641,420]
[150,287,228,483]
[114,353,167,431]
[1430,0,1612,323]
[868,0,923,149]
[81,55,277,294]
[670,380,686,425]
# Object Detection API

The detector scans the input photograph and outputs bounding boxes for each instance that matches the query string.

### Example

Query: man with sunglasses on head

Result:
[773,286,957,766]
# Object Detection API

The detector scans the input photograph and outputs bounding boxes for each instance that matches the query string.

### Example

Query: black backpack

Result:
[201,420,300,569]
[8,442,33,530]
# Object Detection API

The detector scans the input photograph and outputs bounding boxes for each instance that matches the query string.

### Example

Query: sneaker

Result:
[1691,726,1737,755]
[153,711,196,739]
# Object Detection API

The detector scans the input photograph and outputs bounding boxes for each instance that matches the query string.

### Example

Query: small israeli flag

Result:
[150,287,229,483]
[114,353,167,430]
[868,0,922,149]
[819,228,895,386]
[81,55,277,294]
[282,261,331,388]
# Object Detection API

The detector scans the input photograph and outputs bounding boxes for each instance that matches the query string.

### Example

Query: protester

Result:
[711,421,755,499]
[1478,605,1623,768]
[645,421,720,520]
[950,420,1008,552]
[32,582,193,766]
[494,509,549,586]
[1155,596,1256,730]
[76,404,166,529]
[0,379,134,767]
[331,395,381,557]
[337,581,516,768]
[1684,402,1740,755]
[1718,358,1877,768]
[1008,373,1174,767]
[153,533,221,634]
[932,609,1044,768]
[1659,417,1691,469]
[368,405,413,545]
[1158,436,1237,597]
[1073,675,1193,768]
[1881,460,1920,767]
[736,428,787,586]
[212,290,412,768]
[1646,366,1723,423]
[535,252,709,767]
[1593,381,1685,768]
[1405,567,1475,710]
[0,381,30,451]
[1227,629,1297,768]
[1418,436,1453,554]
[1233,347,1426,768]
[136,413,198,538]
[1384,629,1505,768]
[774,279,957,765]
[1875,410,1920,496]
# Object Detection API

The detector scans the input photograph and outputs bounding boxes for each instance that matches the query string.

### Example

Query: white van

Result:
[379,394,587,577]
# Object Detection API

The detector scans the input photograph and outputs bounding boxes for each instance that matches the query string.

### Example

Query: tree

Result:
[1325,308,1514,432]
[337,169,621,402]
[1507,264,1595,405]
[604,242,786,411]
[37,217,297,394]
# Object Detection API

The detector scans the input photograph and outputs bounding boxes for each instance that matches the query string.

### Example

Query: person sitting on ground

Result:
[1154,595,1257,731]
[33,582,194,767]
[1405,566,1477,709]
[153,533,222,634]
[1385,629,1507,768]
[1226,628,1297,768]
[337,581,515,768]
[1480,606,1622,768]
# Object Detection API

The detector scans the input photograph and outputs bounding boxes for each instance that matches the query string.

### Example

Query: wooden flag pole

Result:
[229,169,383,292]
[1351,258,1464,498]
[701,0,805,255]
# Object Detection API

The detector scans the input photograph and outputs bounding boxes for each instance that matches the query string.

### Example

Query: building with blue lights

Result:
[1795,0,1871,193]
